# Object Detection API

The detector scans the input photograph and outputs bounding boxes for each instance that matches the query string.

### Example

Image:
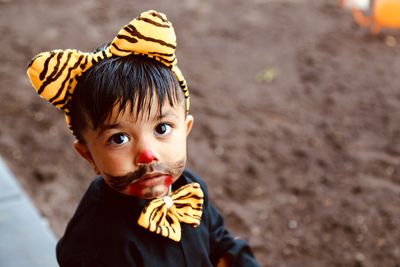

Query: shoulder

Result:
[57,177,132,263]
[67,177,106,223]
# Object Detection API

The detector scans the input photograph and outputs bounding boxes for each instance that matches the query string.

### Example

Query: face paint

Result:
[137,150,157,164]
[164,176,173,187]
[104,159,185,198]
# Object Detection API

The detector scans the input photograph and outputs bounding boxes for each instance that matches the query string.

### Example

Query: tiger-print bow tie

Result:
[26,10,189,128]
[137,183,204,242]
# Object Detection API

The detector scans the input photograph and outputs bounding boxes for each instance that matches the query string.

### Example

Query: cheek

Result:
[154,125,187,157]
[162,144,186,163]
[167,133,187,154]
[92,149,133,174]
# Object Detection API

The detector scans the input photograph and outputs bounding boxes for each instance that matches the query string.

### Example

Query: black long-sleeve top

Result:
[56,169,261,267]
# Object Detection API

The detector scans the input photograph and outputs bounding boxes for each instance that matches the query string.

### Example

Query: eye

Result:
[154,123,172,136]
[108,133,130,145]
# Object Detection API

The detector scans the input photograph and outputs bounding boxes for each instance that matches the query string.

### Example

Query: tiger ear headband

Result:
[27,10,189,129]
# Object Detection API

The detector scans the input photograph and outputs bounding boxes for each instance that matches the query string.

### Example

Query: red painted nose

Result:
[137,150,157,164]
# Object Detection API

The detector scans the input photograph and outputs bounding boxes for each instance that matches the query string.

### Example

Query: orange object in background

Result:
[342,0,400,33]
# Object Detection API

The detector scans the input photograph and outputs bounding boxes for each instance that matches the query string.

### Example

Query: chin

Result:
[127,183,171,199]
[144,186,170,199]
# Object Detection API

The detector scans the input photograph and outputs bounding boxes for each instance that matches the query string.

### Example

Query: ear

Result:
[73,141,100,175]
[185,114,194,137]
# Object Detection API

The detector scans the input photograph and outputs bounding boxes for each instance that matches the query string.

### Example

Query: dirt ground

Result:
[1,0,400,266]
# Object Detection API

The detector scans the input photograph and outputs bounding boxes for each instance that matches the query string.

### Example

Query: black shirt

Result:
[57,169,260,267]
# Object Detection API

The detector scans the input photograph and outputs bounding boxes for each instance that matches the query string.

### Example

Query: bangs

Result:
[71,54,182,136]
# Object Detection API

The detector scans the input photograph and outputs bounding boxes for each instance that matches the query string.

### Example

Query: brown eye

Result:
[154,123,171,136]
[108,133,130,145]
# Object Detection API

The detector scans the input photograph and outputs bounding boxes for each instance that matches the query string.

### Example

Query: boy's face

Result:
[74,98,193,199]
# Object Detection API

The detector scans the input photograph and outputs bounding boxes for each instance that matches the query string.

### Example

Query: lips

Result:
[133,173,171,187]
[127,173,173,198]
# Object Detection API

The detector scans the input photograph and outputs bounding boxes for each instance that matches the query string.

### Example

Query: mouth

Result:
[132,173,171,187]
[105,159,185,193]
[145,172,167,179]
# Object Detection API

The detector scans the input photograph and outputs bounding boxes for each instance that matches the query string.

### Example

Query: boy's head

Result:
[26,10,193,199]
[71,53,193,199]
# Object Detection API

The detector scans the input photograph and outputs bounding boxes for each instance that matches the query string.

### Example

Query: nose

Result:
[136,149,158,165]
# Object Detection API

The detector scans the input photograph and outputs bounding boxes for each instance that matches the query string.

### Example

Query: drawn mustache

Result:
[104,159,185,192]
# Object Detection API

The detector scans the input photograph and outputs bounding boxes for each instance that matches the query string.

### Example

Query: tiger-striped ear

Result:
[27,49,94,112]
[110,10,177,64]
[108,10,190,111]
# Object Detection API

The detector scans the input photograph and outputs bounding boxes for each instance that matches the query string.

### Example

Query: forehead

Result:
[107,97,184,124]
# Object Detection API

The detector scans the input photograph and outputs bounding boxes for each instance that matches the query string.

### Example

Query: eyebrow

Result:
[96,110,179,138]
[154,111,179,121]
[96,123,121,139]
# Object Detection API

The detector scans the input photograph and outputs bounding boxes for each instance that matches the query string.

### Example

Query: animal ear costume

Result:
[27,10,189,128]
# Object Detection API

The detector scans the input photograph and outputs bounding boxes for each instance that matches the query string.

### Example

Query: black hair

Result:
[69,52,184,142]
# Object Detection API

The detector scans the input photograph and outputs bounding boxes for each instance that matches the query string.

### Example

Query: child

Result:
[27,10,260,267]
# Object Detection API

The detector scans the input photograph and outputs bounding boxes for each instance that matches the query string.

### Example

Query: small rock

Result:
[376,238,386,247]
[34,112,44,122]
[288,220,298,230]
[256,67,279,83]
[250,226,261,236]
[355,252,365,262]
[384,35,397,47]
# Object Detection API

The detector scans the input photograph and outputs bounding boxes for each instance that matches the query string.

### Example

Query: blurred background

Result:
[1,0,400,266]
